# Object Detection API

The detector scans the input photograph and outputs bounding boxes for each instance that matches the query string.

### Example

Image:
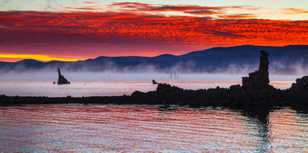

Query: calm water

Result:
[0,72,297,97]
[0,80,293,97]
[1,105,308,153]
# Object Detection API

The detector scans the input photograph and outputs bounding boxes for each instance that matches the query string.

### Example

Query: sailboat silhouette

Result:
[57,68,70,85]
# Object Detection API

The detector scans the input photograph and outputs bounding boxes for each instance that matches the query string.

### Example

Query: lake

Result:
[0,72,296,97]
[0,73,304,152]
[1,104,308,152]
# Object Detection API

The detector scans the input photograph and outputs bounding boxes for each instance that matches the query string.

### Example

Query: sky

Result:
[0,0,308,62]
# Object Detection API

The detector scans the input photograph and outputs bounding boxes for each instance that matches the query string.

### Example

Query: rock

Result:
[157,83,183,95]
[242,51,272,90]
[131,90,145,97]
[57,68,70,85]
[287,76,308,104]
[240,51,277,103]
[152,80,158,85]
[291,76,308,91]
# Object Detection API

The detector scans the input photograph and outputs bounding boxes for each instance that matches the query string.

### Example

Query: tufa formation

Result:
[242,50,272,90]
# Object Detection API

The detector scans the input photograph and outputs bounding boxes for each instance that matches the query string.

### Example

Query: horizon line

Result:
[1,44,308,63]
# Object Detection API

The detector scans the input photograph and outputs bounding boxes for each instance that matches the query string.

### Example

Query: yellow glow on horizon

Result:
[0,54,81,62]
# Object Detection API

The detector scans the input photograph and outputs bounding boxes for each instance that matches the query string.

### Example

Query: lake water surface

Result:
[0,72,297,97]
[1,105,308,153]
[0,73,305,152]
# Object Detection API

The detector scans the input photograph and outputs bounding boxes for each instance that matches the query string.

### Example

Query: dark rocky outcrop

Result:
[242,51,271,90]
[240,51,276,103]
[152,80,158,85]
[291,76,308,92]
[57,68,70,85]
[287,76,308,104]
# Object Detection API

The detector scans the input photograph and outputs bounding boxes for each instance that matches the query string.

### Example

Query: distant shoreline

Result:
[0,81,305,108]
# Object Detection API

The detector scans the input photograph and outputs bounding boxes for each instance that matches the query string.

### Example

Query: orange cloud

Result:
[218,14,257,19]
[284,8,308,14]
[0,53,81,62]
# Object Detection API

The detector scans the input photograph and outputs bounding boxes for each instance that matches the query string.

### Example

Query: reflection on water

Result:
[1,105,308,152]
[268,109,308,152]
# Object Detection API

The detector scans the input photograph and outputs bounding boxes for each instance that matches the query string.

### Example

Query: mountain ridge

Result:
[1,45,308,74]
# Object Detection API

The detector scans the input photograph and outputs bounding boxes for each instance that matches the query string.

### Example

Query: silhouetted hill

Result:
[1,45,308,74]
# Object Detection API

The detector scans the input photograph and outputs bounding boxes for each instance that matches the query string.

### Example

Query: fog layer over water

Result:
[0,71,298,97]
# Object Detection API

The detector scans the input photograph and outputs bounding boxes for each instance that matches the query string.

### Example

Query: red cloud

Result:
[0,11,308,59]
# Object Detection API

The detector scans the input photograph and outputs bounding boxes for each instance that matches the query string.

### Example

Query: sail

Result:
[57,68,70,85]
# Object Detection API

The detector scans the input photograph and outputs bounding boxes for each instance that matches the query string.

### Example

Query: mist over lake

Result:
[0,71,296,97]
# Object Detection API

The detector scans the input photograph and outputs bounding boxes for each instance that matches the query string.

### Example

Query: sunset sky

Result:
[0,0,308,62]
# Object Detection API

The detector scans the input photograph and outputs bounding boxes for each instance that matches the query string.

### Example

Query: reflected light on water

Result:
[1,105,308,152]
[268,108,308,153]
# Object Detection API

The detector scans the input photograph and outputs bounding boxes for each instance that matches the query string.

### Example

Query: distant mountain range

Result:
[1,45,308,74]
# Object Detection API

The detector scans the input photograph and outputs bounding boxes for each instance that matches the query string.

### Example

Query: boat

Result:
[57,68,70,85]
